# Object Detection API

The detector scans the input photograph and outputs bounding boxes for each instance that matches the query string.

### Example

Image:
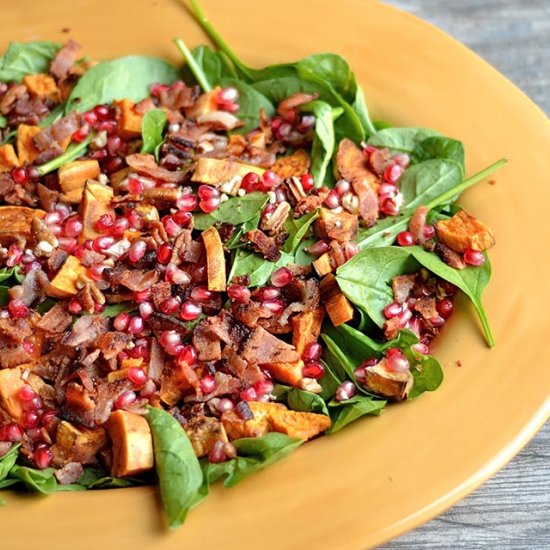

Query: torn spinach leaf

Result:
[140,109,167,158]
[0,41,60,82]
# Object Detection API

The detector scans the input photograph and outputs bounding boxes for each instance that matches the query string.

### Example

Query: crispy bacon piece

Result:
[50,39,81,82]
[241,326,300,365]
[242,229,281,261]
[126,153,187,183]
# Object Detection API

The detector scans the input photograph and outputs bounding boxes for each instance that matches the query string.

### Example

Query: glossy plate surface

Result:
[3,1,550,548]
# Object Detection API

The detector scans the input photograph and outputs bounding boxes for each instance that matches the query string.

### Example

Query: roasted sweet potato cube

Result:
[52,421,108,467]
[58,159,101,193]
[221,402,271,440]
[0,206,45,244]
[79,180,115,241]
[185,87,221,119]
[23,73,61,102]
[185,416,229,457]
[313,253,334,277]
[0,144,20,172]
[272,149,310,178]
[191,157,264,195]
[49,255,86,298]
[436,209,495,253]
[314,207,358,243]
[202,226,226,291]
[160,361,199,406]
[114,99,143,139]
[65,382,96,411]
[263,360,305,387]
[364,359,413,401]
[320,274,354,326]
[16,124,41,164]
[0,367,25,420]
[266,403,331,440]
[292,308,325,355]
[108,410,154,477]
[336,138,380,192]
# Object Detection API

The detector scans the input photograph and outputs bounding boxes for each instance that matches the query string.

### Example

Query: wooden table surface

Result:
[381,1,550,548]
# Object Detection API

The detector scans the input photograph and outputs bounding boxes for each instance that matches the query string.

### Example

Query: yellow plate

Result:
[3,1,550,548]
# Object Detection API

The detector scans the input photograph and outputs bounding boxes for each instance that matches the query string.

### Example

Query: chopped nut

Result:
[260,201,291,233]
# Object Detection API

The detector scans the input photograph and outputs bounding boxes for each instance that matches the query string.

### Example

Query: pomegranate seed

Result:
[190,286,213,302]
[107,135,122,156]
[378,183,399,200]
[113,312,130,331]
[335,179,351,196]
[127,316,144,334]
[22,340,35,354]
[393,153,410,168]
[463,248,485,266]
[177,345,197,366]
[8,299,29,319]
[68,298,82,317]
[302,361,325,379]
[216,398,234,413]
[363,144,378,158]
[129,338,149,359]
[18,385,36,402]
[44,211,63,225]
[263,299,284,315]
[354,366,367,384]
[200,374,216,394]
[344,242,360,260]
[110,217,130,239]
[261,203,277,220]
[96,213,115,232]
[162,216,181,237]
[397,231,415,246]
[6,244,23,267]
[97,120,117,134]
[380,198,399,216]
[127,367,147,386]
[241,172,261,192]
[126,209,143,230]
[22,410,40,429]
[41,409,56,430]
[12,166,28,185]
[385,352,410,373]
[257,286,281,301]
[199,197,220,213]
[72,124,90,142]
[150,83,168,97]
[271,266,292,288]
[160,296,181,315]
[324,190,341,209]
[115,390,137,410]
[180,301,202,321]
[0,423,23,442]
[383,164,404,184]
[198,185,220,201]
[423,225,436,239]
[139,302,154,320]
[227,284,251,303]
[437,298,454,319]
[133,288,151,303]
[128,240,147,263]
[177,193,198,211]
[240,387,257,402]
[128,177,144,195]
[92,235,115,252]
[261,170,280,190]
[49,224,63,237]
[218,87,239,103]
[362,357,380,368]
[165,263,191,285]
[157,243,173,264]
[90,148,108,160]
[34,446,53,469]
[63,217,83,237]
[383,302,403,319]
[173,210,193,226]
[302,342,323,362]
[412,343,430,355]
[140,379,157,398]
[94,105,110,120]
[83,110,98,126]
[335,381,356,402]
[87,263,106,281]
[57,237,77,254]
[160,330,181,349]
[254,380,273,396]
[429,314,446,328]
[208,440,227,463]
[397,308,413,328]
[306,239,330,256]
[300,173,315,192]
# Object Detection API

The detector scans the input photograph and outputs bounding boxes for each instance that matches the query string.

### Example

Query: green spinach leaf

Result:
[412,136,465,170]
[8,465,57,494]
[140,109,167,158]
[327,396,386,433]
[283,209,319,254]
[228,249,294,287]
[0,41,60,82]
[273,385,329,415]
[367,127,440,153]
[0,445,19,481]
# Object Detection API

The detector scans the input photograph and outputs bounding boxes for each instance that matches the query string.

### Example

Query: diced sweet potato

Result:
[16,124,41,164]
[65,382,95,411]
[313,253,334,277]
[48,255,86,298]
[266,402,331,440]
[292,308,325,355]
[59,188,84,204]
[436,209,495,253]
[22,73,61,102]
[320,274,354,326]
[364,359,413,401]
[114,99,143,139]
[58,159,101,193]
[272,149,310,178]
[185,416,229,457]
[336,138,380,192]
[159,361,199,406]
[79,180,115,241]
[221,402,271,440]
[185,87,221,119]
[202,226,226,291]
[0,144,20,172]
[0,367,25,420]
[0,206,46,244]
[191,157,264,195]
[52,421,107,467]
[314,207,358,243]
[108,410,154,477]
[263,360,305,387]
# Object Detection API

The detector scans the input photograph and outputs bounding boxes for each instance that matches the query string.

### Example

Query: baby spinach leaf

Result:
[66,56,179,113]
[194,192,269,230]
[100,303,136,318]
[319,359,341,401]
[146,407,204,529]
[228,249,294,287]
[367,127,440,153]
[327,396,386,433]
[321,333,361,385]
[76,467,140,489]
[283,208,319,254]
[0,115,6,128]
[406,354,444,399]
[140,109,167,158]
[412,136,465,171]
[0,41,60,82]
[352,86,377,136]
[293,237,316,266]
[0,445,19,481]
[0,267,17,283]
[181,45,237,88]
[8,465,57,494]
[273,385,329,415]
